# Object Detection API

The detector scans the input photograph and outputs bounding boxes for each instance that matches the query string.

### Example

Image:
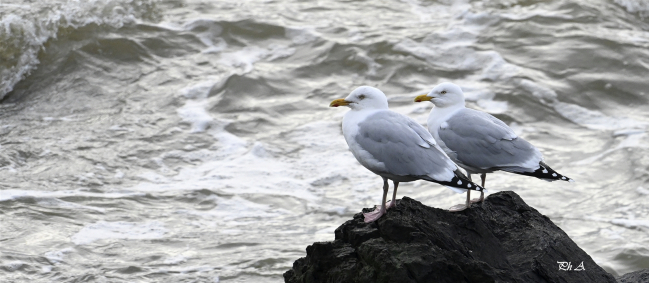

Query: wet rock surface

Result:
[284,191,618,283]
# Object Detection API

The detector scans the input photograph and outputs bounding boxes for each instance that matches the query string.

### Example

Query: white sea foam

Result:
[392,11,519,116]
[637,187,649,195]
[114,170,125,179]
[517,79,648,131]
[71,221,168,245]
[108,124,133,132]
[163,255,187,265]
[42,116,76,122]
[179,80,217,100]
[3,261,24,271]
[611,218,649,229]
[553,102,646,131]
[36,198,106,213]
[391,9,518,76]
[600,228,625,240]
[353,48,382,75]
[500,7,575,21]
[395,37,510,73]
[134,84,384,219]
[168,73,385,213]
[0,3,31,9]
[574,133,647,165]
[183,19,228,54]
[177,78,221,133]
[477,99,508,114]
[167,142,322,200]
[401,0,473,24]
[217,44,295,73]
[315,226,338,235]
[0,188,141,202]
[614,0,649,16]
[154,265,216,275]
[586,214,649,230]
[44,248,74,264]
[177,195,288,221]
[137,171,171,183]
[517,79,558,102]
[613,129,646,137]
[285,27,319,44]
[0,14,41,99]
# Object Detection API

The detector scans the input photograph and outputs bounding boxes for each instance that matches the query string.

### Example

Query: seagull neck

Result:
[345,107,379,120]
[428,103,465,128]
[342,108,382,141]
[434,103,465,116]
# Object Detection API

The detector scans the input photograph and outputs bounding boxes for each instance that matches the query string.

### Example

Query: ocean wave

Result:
[0,0,159,100]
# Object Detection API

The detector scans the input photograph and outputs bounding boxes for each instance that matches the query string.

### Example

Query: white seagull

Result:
[330,86,484,222]
[415,82,573,211]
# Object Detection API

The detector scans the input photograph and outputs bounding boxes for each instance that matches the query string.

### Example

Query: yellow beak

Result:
[330,98,351,107]
[414,94,433,102]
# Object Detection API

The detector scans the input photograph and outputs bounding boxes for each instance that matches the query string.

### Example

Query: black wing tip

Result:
[447,175,485,191]
[519,163,573,182]
[423,172,485,191]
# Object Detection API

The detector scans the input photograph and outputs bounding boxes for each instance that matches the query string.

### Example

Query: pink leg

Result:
[449,174,471,211]
[386,181,399,209]
[449,189,470,212]
[470,173,486,203]
[364,177,389,223]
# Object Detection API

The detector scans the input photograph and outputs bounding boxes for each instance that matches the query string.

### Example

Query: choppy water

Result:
[1,0,648,281]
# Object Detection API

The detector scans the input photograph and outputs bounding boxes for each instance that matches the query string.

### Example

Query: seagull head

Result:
[414,82,465,108]
[330,86,389,110]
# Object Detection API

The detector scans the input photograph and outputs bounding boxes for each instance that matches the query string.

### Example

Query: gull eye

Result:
[359,94,365,100]
[441,91,447,94]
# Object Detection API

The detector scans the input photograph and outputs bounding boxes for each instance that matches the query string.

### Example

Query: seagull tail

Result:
[513,161,574,182]
[427,170,485,192]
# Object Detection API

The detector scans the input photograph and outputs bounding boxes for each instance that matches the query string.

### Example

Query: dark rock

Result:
[617,269,649,283]
[284,191,618,283]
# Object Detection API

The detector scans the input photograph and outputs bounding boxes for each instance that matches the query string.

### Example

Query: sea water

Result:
[1,0,648,281]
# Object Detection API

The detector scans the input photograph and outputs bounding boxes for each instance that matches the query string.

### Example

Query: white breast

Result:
[342,109,387,173]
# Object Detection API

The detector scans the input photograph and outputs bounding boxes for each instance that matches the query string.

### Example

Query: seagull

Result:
[330,86,484,222]
[415,82,573,211]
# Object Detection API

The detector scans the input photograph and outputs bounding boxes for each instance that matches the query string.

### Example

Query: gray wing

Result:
[439,108,542,172]
[355,111,456,180]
